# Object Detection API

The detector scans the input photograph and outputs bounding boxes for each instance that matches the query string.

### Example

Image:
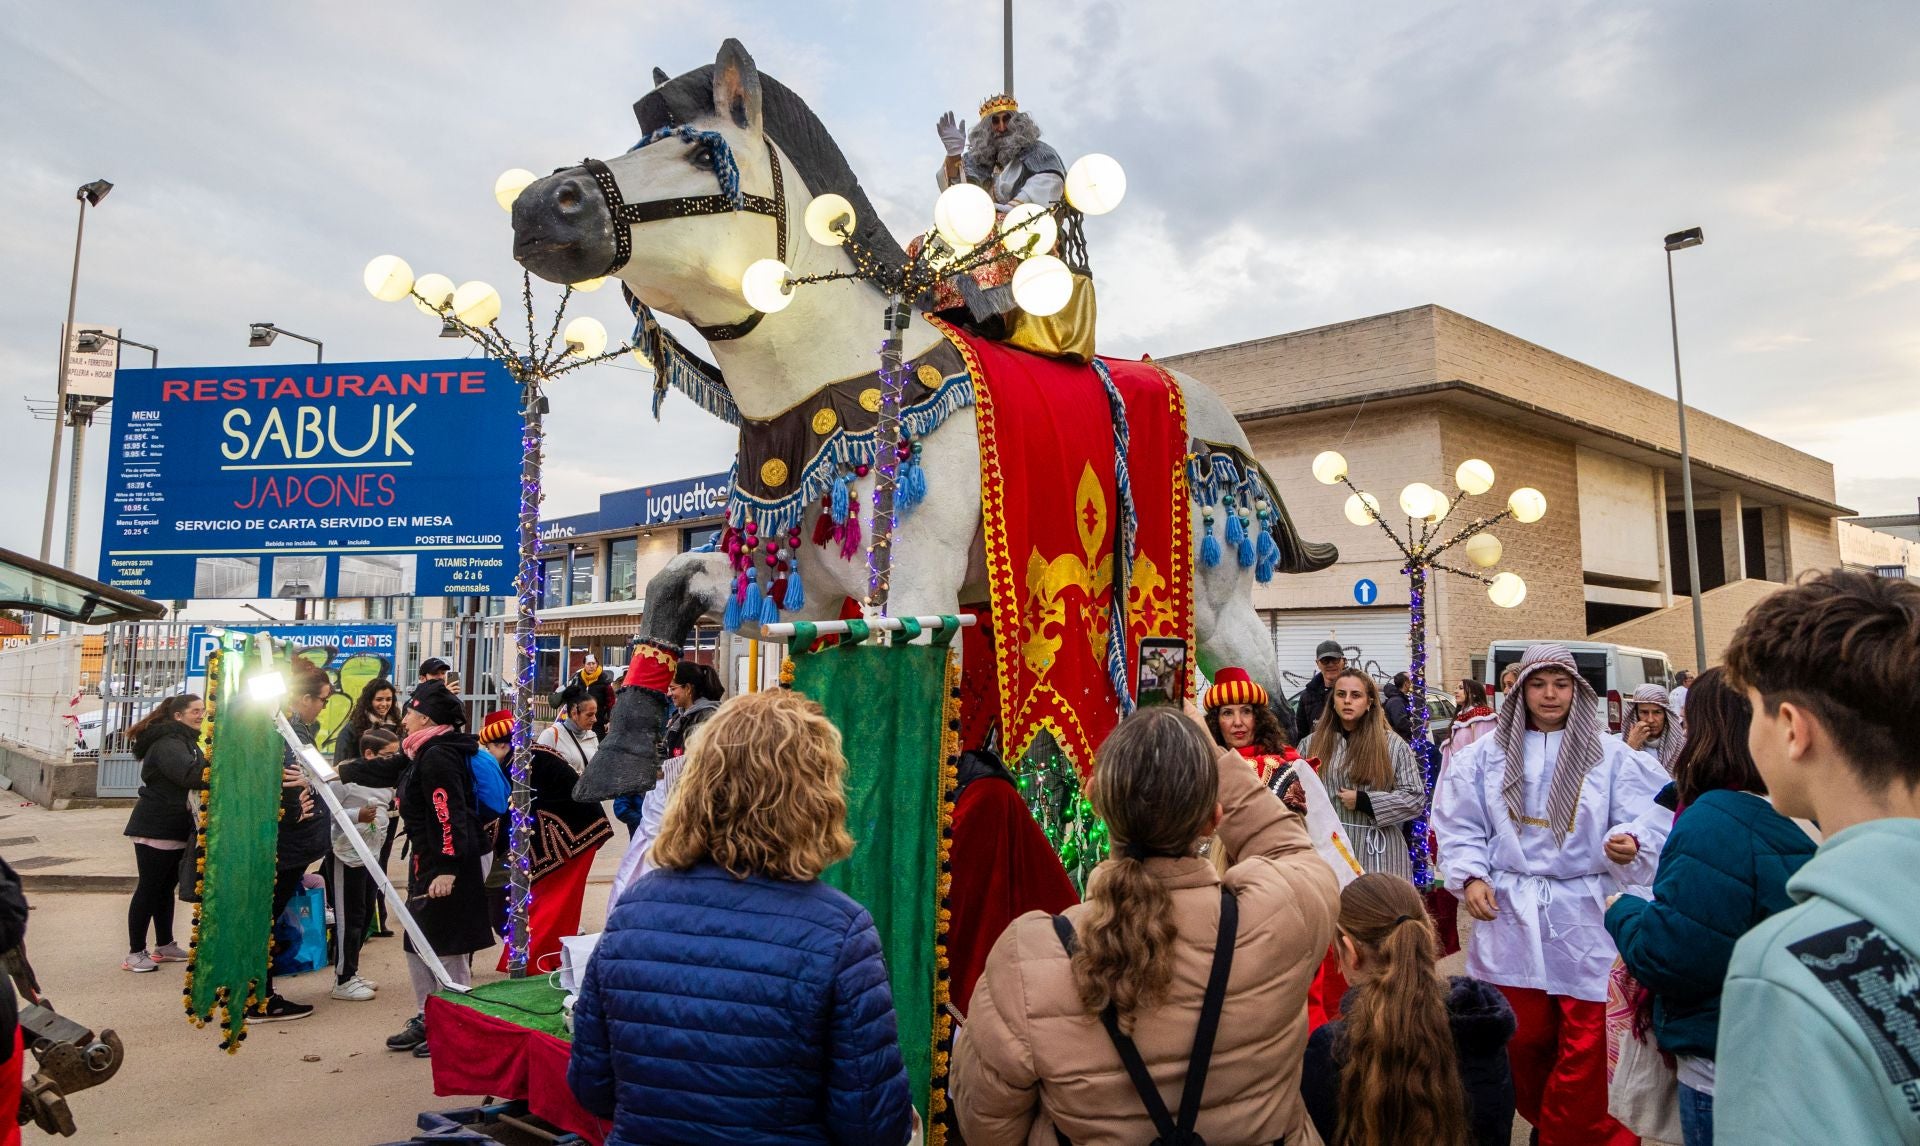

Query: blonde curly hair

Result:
[650,690,854,881]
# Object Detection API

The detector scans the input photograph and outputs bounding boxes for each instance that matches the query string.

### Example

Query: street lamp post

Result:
[1664,226,1709,674]
[37,179,112,608]
[363,243,635,978]
[247,323,324,363]
[1311,451,1545,886]
[78,328,158,369]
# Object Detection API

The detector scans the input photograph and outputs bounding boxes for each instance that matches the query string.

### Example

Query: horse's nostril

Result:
[556,183,581,210]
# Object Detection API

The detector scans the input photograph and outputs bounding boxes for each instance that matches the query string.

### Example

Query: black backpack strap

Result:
[1176,887,1239,1136]
[1051,887,1240,1145]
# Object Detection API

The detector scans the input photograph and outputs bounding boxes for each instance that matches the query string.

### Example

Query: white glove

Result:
[936,111,967,157]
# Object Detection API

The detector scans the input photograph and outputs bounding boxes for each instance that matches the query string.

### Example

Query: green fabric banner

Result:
[788,624,957,1120]
[184,644,285,1051]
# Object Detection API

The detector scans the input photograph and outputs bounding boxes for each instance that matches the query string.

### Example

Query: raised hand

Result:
[936,111,968,157]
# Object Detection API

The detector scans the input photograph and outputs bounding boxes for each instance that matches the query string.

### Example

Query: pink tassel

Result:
[839,513,863,560]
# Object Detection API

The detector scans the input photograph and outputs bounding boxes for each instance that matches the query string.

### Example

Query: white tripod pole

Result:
[271,713,468,994]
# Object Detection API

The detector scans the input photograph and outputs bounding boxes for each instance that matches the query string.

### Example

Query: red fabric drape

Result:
[947,776,1081,1014]
[426,996,609,1145]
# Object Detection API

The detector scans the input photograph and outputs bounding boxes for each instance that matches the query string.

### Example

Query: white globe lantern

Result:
[999,202,1058,259]
[494,168,536,212]
[362,255,414,303]
[1424,491,1452,522]
[933,183,997,247]
[1398,482,1439,520]
[570,277,608,293]
[1065,153,1127,215]
[804,193,857,247]
[1455,458,1495,496]
[411,273,456,316]
[1508,487,1548,524]
[451,280,502,327]
[1010,254,1074,317]
[1310,450,1349,485]
[1464,532,1503,568]
[562,316,608,358]
[1343,492,1381,527]
[1488,571,1528,609]
[740,258,795,314]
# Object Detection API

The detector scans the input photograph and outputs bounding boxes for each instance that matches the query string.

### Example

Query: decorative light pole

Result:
[1310,450,1545,885]
[736,153,1126,620]
[361,183,636,975]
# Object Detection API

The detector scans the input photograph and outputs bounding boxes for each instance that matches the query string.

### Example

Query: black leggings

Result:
[127,842,182,953]
[265,865,308,996]
[329,857,374,983]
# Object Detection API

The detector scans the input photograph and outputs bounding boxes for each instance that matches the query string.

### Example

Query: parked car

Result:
[1483,640,1674,733]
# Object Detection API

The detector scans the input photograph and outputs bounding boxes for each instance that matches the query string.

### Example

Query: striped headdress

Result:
[1628,684,1687,773]
[1496,643,1605,844]
[1204,666,1269,711]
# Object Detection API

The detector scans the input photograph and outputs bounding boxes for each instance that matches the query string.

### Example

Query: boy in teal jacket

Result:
[1718,570,1920,1145]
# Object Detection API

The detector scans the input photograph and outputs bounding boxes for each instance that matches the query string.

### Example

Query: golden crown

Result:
[978,92,1019,117]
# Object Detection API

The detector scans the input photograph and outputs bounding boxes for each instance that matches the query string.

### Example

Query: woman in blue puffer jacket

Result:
[1603,668,1818,1146]
[568,689,914,1146]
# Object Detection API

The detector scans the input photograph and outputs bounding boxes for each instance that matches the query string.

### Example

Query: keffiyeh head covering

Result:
[1497,643,1604,844]
[1628,684,1687,772]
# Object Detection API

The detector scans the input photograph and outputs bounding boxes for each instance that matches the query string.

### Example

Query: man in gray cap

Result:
[1432,642,1669,1145]
[1294,639,1347,736]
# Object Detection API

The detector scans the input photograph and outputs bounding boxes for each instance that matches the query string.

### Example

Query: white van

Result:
[1484,640,1675,733]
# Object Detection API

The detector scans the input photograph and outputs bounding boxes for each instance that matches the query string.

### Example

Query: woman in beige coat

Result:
[951,706,1341,1145]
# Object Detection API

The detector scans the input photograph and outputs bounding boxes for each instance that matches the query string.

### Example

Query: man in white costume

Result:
[1432,642,1668,1145]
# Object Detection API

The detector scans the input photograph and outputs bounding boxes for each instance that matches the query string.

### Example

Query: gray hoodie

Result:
[1719,818,1920,1144]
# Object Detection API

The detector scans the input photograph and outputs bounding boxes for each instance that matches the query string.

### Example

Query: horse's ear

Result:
[712,38,763,136]
[652,66,669,88]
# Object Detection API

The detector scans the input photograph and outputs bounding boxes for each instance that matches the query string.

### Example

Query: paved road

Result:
[15,834,630,1144]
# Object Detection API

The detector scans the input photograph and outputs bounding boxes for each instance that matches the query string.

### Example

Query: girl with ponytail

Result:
[952,706,1341,1144]
[1300,873,1516,1146]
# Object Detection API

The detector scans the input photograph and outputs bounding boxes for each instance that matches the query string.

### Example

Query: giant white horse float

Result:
[511,41,1336,798]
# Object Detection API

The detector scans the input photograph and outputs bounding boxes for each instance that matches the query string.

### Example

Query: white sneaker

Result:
[329,976,376,1002]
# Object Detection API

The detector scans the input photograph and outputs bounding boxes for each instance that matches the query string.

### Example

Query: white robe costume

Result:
[1433,726,1669,1002]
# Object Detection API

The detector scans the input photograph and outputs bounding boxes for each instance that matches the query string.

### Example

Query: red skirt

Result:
[497,847,599,974]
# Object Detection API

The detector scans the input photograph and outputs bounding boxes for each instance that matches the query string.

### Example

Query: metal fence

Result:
[0,637,83,759]
[92,617,515,797]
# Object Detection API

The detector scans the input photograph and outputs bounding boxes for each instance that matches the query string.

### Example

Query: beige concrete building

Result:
[1164,304,1850,689]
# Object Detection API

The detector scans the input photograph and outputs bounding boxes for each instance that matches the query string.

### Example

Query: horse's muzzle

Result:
[511,168,618,285]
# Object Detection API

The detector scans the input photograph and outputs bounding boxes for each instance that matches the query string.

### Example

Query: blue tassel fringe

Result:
[1224,508,1244,548]
[758,592,781,626]
[898,458,927,515]
[1237,529,1256,568]
[783,568,805,612]
[830,474,850,524]
[722,583,744,632]
[1201,526,1222,568]
[744,578,764,623]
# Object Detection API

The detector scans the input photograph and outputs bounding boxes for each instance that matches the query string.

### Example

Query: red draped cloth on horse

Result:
[937,321,1194,775]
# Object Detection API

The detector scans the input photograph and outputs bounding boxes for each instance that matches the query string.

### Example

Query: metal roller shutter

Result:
[1266,607,1411,699]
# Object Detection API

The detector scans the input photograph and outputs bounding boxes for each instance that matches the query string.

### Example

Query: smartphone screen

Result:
[1135,638,1188,707]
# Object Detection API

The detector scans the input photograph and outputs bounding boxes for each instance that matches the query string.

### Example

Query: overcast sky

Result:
[4,0,1917,587]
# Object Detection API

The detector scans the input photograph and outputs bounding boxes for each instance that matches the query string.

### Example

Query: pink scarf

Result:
[402,723,452,759]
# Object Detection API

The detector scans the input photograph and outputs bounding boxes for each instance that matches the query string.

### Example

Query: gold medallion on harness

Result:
[858,388,883,412]
[759,458,790,488]
[811,408,838,435]
[916,364,944,388]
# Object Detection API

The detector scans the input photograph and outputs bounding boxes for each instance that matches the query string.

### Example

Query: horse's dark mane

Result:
[637,65,907,272]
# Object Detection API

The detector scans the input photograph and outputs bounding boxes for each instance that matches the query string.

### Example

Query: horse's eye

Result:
[689,144,715,170]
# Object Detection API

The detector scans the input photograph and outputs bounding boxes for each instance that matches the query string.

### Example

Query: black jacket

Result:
[1381,684,1416,741]
[276,717,332,872]
[0,856,27,1045]
[567,671,615,738]
[398,730,495,956]
[1295,673,1334,737]
[1301,976,1517,1146]
[123,720,207,842]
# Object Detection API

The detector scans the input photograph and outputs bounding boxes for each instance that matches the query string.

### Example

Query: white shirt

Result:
[537,720,598,774]
[1432,728,1669,1001]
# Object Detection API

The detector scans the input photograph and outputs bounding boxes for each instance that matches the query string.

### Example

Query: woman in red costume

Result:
[1205,666,1348,1028]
